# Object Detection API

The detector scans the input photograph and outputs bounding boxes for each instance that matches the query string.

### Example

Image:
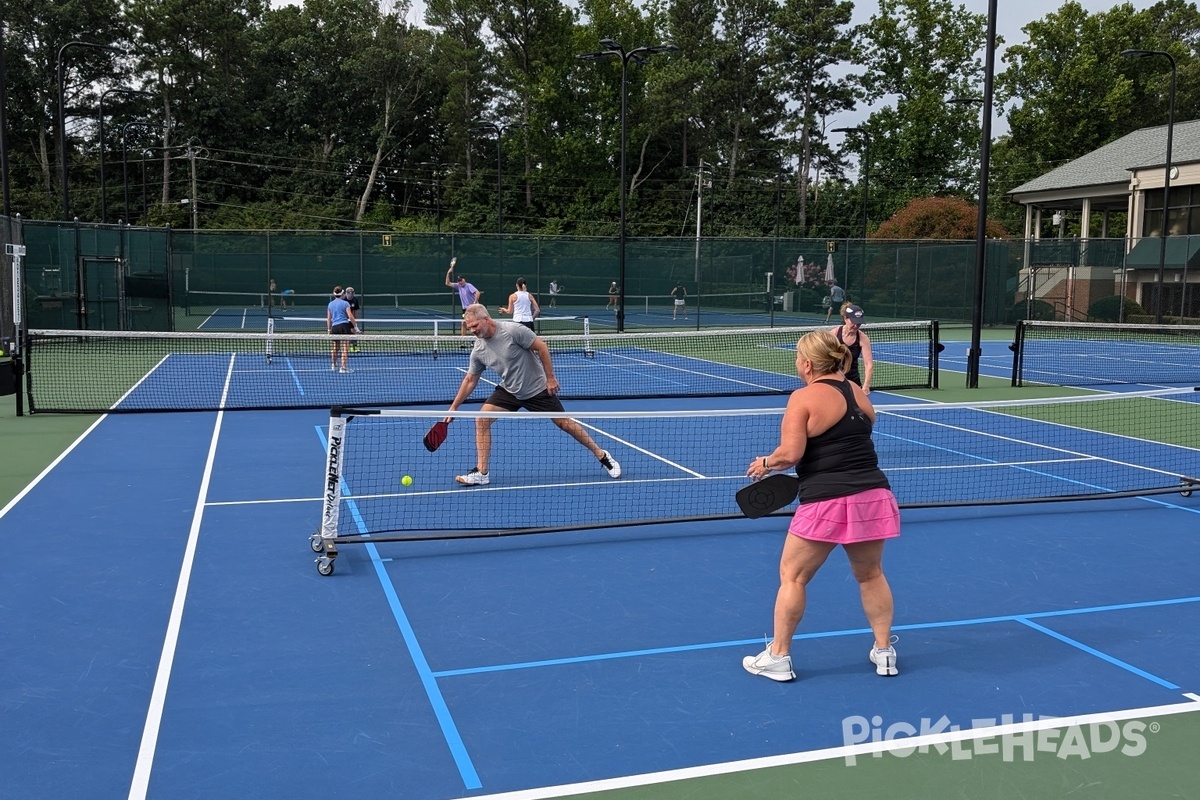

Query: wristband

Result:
[762,457,769,471]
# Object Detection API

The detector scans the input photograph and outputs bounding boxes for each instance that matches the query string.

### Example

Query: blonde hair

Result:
[463,303,491,320]
[796,329,851,375]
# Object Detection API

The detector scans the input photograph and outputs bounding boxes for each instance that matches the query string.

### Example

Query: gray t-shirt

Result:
[468,321,546,399]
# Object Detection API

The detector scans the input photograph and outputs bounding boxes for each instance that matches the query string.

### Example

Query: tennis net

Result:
[23,321,940,413]
[264,315,588,336]
[312,388,1199,557]
[183,289,455,323]
[1012,320,1200,387]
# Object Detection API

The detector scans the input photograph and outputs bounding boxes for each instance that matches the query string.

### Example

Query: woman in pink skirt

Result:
[742,329,899,682]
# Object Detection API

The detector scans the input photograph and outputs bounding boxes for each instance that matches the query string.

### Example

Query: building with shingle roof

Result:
[1008,121,1200,319]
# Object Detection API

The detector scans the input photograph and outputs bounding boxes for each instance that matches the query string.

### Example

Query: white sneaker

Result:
[339,367,350,374]
[330,363,337,371]
[455,468,489,486]
[869,646,898,676]
[599,450,621,478]
[742,648,795,682]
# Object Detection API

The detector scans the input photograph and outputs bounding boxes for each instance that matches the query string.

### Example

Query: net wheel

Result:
[316,557,335,576]
[1181,479,1194,498]
[309,533,324,553]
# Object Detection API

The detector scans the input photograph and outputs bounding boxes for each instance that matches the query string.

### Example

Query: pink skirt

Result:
[788,488,900,544]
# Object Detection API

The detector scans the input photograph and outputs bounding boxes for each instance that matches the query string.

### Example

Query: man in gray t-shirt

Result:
[445,304,622,486]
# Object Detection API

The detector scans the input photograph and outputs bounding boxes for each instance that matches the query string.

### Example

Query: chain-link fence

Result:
[16,221,1198,332]
[1,215,20,346]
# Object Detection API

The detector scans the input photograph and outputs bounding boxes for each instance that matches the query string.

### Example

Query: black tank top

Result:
[835,326,863,385]
[795,378,890,503]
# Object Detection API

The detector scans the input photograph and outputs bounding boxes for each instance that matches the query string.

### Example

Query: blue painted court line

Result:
[1016,617,1179,689]
[285,357,303,394]
[315,427,481,790]
[431,594,1200,687]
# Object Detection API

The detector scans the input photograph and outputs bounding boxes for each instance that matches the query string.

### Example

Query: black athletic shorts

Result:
[485,386,566,413]
[330,322,353,335]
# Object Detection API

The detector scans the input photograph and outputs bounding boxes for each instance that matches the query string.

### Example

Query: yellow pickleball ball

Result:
[401,475,413,486]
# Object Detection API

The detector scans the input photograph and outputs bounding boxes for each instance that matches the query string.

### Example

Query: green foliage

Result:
[854,0,989,216]
[1009,298,1056,323]
[2,0,1197,243]
[871,196,1008,240]
[1087,295,1144,322]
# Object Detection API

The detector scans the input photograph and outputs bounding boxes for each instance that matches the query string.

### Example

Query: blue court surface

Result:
[2,392,1199,799]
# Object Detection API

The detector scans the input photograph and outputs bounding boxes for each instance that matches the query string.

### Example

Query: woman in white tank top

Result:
[499,277,540,330]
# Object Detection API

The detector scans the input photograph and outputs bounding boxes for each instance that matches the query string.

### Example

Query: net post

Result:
[1010,320,1024,387]
[6,241,25,415]
[319,410,348,540]
[265,316,275,364]
[582,315,594,358]
[930,320,940,389]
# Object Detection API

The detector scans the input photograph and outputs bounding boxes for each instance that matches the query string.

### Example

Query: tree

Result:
[871,196,1008,240]
[654,0,720,170]
[998,3,1147,176]
[994,1,1200,238]
[486,0,576,221]
[854,0,988,218]
[768,0,857,234]
[710,0,783,185]
[5,0,128,218]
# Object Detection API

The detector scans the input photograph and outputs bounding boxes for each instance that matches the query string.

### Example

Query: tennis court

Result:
[2,325,1199,800]
[181,288,801,334]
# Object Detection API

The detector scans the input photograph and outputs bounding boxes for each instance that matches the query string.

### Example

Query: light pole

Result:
[833,126,870,301]
[751,148,784,321]
[1122,47,1177,324]
[950,85,995,388]
[121,122,163,223]
[56,41,124,220]
[98,88,151,223]
[1,22,11,218]
[470,123,524,296]
[577,38,678,332]
[966,0,998,387]
[469,123,524,236]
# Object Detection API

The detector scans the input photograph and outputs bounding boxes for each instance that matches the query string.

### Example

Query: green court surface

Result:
[0,398,96,509]
[565,710,1200,800]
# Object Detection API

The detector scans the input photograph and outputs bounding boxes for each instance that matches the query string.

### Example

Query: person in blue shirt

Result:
[326,286,356,373]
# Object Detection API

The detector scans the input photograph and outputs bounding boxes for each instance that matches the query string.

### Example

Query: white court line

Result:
[127,354,234,800]
[0,355,172,514]
[0,417,108,520]
[882,406,1200,482]
[463,697,1200,800]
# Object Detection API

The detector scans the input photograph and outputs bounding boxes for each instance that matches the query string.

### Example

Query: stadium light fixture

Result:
[57,41,126,220]
[576,39,679,332]
[98,88,151,223]
[120,122,164,224]
[1122,48,1177,324]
